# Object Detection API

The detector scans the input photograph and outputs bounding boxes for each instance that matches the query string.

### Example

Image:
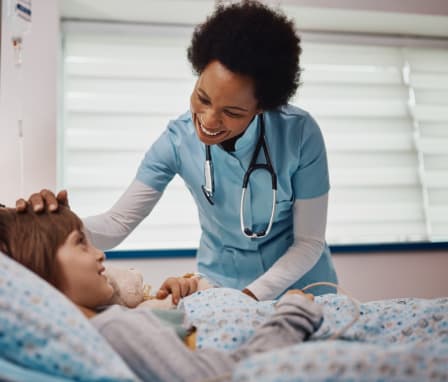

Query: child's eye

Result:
[77,234,87,245]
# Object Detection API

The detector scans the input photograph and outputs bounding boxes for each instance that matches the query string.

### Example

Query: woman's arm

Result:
[83,179,162,250]
[245,193,328,300]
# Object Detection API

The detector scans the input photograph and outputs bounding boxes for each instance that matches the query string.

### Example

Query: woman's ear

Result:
[0,241,9,254]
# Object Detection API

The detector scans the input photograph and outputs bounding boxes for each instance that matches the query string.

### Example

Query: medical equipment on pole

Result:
[7,0,32,196]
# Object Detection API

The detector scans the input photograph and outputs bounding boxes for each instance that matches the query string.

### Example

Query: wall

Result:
[0,0,59,206]
[108,250,448,302]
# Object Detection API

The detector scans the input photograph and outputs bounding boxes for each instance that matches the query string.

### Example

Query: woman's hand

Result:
[156,276,200,305]
[286,289,314,301]
[16,189,69,213]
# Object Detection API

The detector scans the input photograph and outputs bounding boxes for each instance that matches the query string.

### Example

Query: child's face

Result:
[56,230,114,309]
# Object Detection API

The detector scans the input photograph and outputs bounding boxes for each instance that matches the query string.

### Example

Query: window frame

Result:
[59,20,448,253]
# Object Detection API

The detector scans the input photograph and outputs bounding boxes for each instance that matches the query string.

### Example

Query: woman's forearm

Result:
[246,194,328,300]
[83,179,162,250]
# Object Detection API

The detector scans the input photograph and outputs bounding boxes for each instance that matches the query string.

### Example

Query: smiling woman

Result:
[21,0,338,301]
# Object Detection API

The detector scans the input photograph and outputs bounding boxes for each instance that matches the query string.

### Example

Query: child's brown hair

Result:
[0,205,83,287]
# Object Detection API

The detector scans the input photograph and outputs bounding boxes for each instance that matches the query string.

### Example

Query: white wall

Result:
[0,0,59,206]
[108,250,448,302]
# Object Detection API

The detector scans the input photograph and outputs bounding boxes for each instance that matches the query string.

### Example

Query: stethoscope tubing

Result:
[201,113,277,239]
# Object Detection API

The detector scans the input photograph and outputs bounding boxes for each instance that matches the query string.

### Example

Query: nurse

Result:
[18,0,337,301]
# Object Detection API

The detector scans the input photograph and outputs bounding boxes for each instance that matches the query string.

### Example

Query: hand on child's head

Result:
[286,289,314,301]
[16,189,69,213]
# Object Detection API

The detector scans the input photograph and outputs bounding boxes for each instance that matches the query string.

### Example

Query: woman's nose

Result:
[202,110,221,129]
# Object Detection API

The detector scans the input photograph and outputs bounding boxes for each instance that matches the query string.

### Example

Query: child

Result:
[0,205,322,382]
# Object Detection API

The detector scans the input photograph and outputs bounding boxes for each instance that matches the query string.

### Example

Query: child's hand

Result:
[156,276,199,305]
[286,289,314,301]
[138,296,176,310]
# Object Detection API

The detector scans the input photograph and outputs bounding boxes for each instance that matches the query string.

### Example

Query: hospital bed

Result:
[1,252,447,382]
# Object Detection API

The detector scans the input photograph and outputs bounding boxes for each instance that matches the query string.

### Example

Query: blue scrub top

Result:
[137,104,337,295]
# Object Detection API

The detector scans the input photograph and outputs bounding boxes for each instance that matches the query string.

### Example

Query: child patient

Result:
[0,205,322,382]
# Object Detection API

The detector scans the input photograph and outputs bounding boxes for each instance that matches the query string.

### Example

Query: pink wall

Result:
[0,0,59,206]
[109,250,448,302]
[335,251,448,301]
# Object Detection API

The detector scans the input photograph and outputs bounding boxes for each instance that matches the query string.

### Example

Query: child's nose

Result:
[95,247,105,261]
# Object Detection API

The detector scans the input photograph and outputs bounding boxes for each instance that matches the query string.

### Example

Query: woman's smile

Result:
[190,60,261,145]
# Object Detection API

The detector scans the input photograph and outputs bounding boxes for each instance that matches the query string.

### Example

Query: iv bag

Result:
[7,0,32,66]
[7,0,32,39]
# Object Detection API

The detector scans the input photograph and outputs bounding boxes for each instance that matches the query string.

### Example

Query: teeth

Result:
[198,118,222,136]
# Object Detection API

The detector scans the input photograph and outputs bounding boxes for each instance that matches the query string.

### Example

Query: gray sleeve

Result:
[91,295,322,382]
[91,306,235,382]
[83,179,162,250]
[230,293,323,362]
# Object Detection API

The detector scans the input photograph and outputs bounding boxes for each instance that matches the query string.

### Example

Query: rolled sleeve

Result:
[293,115,330,199]
[136,128,178,193]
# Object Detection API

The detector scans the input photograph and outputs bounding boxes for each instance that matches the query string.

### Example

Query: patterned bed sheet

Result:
[181,288,448,381]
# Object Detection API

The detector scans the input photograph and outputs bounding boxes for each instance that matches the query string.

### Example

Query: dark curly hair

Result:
[187,0,302,110]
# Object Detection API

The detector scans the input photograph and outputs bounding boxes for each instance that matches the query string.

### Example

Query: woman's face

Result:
[190,60,262,145]
[56,230,114,309]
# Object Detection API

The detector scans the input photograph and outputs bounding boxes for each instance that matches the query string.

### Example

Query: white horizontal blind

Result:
[62,27,200,249]
[61,24,448,249]
[294,43,423,244]
[404,48,448,241]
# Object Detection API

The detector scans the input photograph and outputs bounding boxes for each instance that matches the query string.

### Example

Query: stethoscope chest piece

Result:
[201,144,215,205]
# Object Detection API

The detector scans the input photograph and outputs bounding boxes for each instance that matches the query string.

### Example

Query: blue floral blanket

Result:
[181,288,448,381]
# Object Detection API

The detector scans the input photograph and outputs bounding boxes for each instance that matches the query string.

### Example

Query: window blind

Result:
[403,47,448,242]
[61,23,448,249]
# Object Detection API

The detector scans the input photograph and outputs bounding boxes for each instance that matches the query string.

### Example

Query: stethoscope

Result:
[201,114,277,239]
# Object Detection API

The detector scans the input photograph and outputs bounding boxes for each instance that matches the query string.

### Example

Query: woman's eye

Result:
[224,110,242,118]
[198,95,210,105]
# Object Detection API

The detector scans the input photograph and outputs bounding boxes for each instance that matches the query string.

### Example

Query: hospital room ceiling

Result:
[60,0,448,38]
